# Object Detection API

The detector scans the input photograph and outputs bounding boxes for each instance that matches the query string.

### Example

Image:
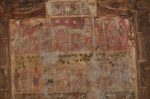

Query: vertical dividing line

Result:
[49,18,52,52]
[47,17,50,98]
[9,19,14,99]
[20,21,23,54]
[91,16,96,57]
[12,20,20,99]
[134,11,140,99]
[6,19,10,99]
[102,18,107,51]
[10,20,14,99]
[122,18,127,50]
[65,0,69,54]
[69,0,72,92]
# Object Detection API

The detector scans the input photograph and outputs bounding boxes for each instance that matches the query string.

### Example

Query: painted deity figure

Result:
[21,65,30,91]
[32,66,41,90]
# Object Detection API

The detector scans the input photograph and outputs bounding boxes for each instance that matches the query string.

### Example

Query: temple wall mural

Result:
[9,15,137,99]
[0,0,150,99]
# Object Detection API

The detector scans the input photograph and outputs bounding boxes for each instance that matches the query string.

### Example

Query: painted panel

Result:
[46,0,97,17]
[92,51,136,89]
[10,18,91,94]
[10,16,136,99]
[41,18,93,53]
[95,16,133,50]
[9,3,46,18]
[13,55,44,92]
[10,19,45,54]
[104,92,135,99]
[86,50,136,99]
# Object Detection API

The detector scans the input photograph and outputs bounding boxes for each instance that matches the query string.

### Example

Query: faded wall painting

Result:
[10,15,136,99]
[95,16,133,50]
[9,3,45,18]
[46,0,97,17]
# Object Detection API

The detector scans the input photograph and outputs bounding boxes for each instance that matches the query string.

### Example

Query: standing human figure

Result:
[32,66,41,91]
[21,65,29,91]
